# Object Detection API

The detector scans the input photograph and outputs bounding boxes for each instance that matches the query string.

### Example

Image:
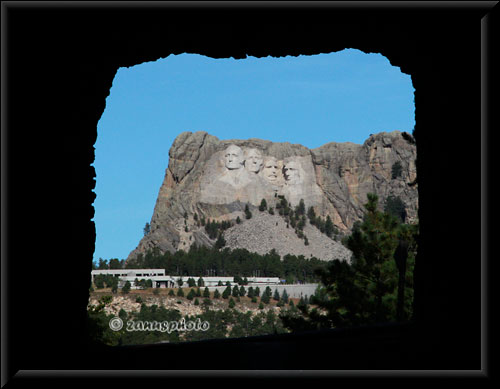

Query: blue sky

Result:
[92,49,415,262]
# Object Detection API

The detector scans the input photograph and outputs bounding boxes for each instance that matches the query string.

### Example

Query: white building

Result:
[91,269,166,279]
[91,269,280,289]
[171,276,281,287]
[91,269,174,289]
[117,276,176,289]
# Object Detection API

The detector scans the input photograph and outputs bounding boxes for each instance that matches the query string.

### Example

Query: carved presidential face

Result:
[283,160,301,184]
[263,157,280,182]
[244,149,263,173]
[224,145,244,170]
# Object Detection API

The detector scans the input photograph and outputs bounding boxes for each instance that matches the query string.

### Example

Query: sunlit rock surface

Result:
[126,130,417,262]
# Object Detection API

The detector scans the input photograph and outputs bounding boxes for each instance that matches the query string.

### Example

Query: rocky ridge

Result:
[126,130,418,262]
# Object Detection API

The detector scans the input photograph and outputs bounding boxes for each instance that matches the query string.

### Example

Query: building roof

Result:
[170,276,280,282]
[91,271,279,283]
[119,276,175,282]
[91,269,165,275]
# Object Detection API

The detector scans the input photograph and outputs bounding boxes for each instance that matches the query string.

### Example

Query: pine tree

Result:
[307,206,316,225]
[236,216,241,224]
[281,289,289,304]
[187,289,195,300]
[122,281,131,294]
[228,298,236,309]
[298,217,306,231]
[203,287,210,298]
[297,199,306,216]
[213,289,221,299]
[94,276,104,289]
[261,287,272,304]
[259,198,267,211]
[325,215,334,238]
[234,275,243,285]
[232,285,240,297]
[317,217,326,233]
[273,289,280,301]
[177,288,184,297]
[245,204,252,219]
[118,308,127,321]
[281,193,418,332]
[265,286,272,296]
[222,286,231,299]
[239,286,246,297]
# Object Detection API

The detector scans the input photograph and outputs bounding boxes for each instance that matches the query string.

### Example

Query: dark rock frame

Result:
[2,2,494,381]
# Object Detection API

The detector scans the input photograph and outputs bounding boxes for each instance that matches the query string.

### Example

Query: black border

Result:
[2,1,495,385]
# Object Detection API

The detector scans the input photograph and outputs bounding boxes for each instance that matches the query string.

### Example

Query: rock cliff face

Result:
[126,130,417,262]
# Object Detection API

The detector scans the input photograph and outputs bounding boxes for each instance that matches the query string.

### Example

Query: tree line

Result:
[123,246,327,284]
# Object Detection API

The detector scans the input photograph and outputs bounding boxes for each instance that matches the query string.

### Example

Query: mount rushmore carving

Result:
[200,144,323,208]
[126,130,418,262]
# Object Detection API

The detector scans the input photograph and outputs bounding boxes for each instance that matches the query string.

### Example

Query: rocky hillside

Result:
[88,291,295,322]
[223,210,352,262]
[126,130,417,262]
